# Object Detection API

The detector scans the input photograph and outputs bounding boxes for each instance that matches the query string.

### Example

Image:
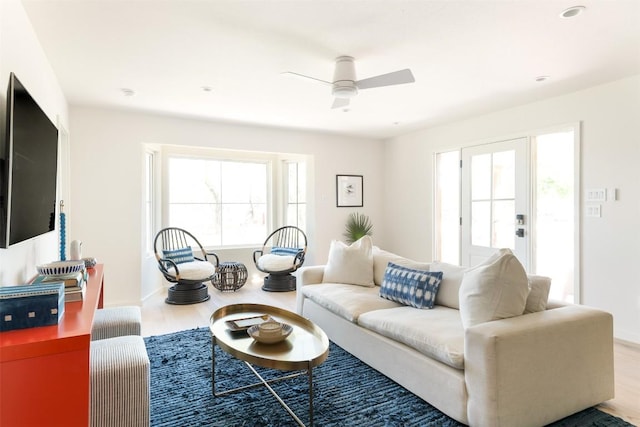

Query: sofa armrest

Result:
[295,265,325,314]
[464,305,614,427]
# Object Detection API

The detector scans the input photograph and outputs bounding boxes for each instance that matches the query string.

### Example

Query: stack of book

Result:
[32,269,87,302]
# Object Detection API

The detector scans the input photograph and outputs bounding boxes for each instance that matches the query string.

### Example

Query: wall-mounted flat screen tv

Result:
[1,73,58,248]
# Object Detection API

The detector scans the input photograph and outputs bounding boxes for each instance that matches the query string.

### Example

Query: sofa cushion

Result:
[162,247,194,265]
[525,275,552,313]
[302,283,402,322]
[430,261,467,309]
[458,248,530,328]
[379,262,443,309]
[323,236,374,287]
[358,306,465,370]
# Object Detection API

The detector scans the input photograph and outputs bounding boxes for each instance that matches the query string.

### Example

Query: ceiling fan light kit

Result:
[285,55,415,108]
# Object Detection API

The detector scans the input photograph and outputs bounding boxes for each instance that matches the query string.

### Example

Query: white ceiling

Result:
[21,0,640,139]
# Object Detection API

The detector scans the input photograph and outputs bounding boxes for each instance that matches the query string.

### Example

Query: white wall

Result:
[384,75,640,343]
[0,0,69,285]
[69,107,385,305]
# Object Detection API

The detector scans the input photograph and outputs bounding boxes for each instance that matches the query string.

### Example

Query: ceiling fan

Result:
[283,56,415,109]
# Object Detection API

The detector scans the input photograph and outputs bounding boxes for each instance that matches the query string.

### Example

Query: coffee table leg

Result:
[211,333,216,396]
[308,360,314,427]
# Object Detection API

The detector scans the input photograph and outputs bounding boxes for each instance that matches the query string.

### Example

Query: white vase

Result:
[71,240,82,260]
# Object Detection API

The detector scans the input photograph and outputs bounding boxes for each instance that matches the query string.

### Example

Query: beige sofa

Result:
[295,247,614,427]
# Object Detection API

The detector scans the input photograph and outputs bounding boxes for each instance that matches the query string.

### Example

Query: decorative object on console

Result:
[336,174,363,207]
[59,200,66,260]
[0,282,65,331]
[36,260,85,276]
[253,225,307,292]
[343,212,372,244]
[70,240,82,260]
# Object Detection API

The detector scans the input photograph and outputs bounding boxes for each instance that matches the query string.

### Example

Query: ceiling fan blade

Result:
[281,71,331,86]
[331,97,350,109]
[356,69,415,90]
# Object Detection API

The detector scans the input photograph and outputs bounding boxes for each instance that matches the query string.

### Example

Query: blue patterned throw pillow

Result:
[380,262,443,309]
[162,247,194,264]
[271,247,303,256]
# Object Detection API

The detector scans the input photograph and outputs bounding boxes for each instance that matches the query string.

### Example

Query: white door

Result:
[461,138,529,268]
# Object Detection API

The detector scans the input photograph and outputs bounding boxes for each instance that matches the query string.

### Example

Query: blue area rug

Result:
[145,327,631,427]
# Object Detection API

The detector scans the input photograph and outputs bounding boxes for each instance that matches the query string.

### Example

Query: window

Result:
[284,160,306,230]
[167,156,268,247]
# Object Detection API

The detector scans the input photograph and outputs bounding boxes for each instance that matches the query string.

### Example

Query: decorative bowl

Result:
[37,260,85,276]
[83,257,97,269]
[258,320,284,336]
[248,322,293,344]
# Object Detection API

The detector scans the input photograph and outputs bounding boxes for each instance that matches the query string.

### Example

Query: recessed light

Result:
[120,88,135,97]
[560,6,586,18]
[201,86,213,92]
[535,76,550,82]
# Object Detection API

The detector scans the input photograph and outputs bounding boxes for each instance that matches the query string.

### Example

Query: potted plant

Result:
[343,212,373,244]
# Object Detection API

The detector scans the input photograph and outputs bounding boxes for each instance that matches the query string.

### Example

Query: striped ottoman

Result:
[90,335,150,427]
[92,306,142,340]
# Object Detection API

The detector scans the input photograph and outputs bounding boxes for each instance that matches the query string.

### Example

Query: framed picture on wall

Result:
[336,174,363,207]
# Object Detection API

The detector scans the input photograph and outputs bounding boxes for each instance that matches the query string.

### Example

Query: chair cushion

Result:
[323,236,374,287]
[162,247,194,264]
[257,254,296,272]
[167,260,216,280]
[458,248,530,328]
[379,262,443,309]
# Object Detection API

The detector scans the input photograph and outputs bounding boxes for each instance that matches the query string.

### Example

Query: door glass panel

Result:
[493,150,515,199]
[492,200,515,249]
[471,201,490,247]
[471,154,491,200]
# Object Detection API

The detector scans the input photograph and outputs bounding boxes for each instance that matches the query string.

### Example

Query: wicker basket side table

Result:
[212,262,248,292]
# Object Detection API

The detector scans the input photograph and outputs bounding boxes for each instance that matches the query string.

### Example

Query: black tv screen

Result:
[1,73,58,248]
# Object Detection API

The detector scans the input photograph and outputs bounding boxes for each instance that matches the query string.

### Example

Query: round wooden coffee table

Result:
[209,304,329,426]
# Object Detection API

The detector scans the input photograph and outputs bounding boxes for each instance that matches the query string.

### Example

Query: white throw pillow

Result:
[323,236,374,287]
[459,248,530,328]
[430,261,468,309]
[524,275,552,313]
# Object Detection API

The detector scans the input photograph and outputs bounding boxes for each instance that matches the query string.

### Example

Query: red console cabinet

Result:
[0,264,104,427]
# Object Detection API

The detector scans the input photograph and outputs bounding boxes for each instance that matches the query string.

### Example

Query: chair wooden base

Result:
[261,274,296,292]
[165,283,211,305]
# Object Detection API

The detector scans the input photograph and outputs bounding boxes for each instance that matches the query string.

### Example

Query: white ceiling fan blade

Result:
[281,71,331,86]
[356,69,415,90]
[331,97,350,109]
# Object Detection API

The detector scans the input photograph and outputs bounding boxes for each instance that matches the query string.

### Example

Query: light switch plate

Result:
[586,188,606,202]
[586,204,601,218]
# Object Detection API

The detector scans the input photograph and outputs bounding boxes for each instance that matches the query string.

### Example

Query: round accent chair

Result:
[253,226,307,292]
[154,227,219,305]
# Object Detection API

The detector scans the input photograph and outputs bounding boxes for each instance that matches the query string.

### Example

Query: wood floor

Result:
[141,279,639,426]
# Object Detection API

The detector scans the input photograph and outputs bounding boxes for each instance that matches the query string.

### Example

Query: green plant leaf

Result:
[343,212,373,244]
